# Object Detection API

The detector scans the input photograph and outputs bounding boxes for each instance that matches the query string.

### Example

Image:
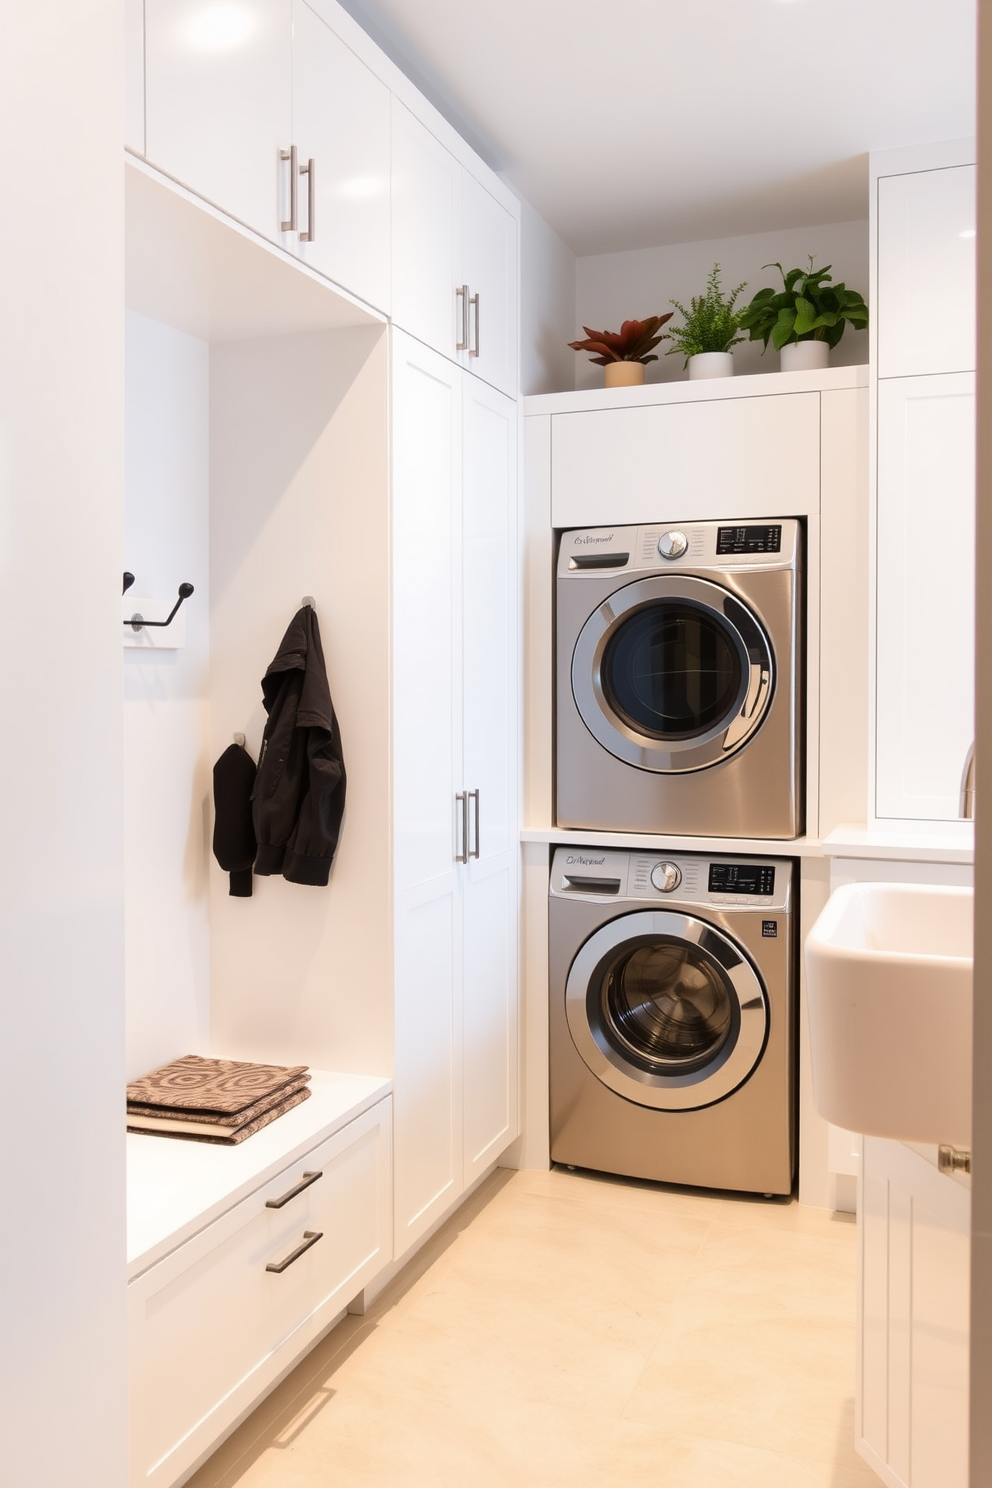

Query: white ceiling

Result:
[337,0,976,256]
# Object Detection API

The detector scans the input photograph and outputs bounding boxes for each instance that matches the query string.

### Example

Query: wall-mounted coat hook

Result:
[125,581,195,632]
[302,595,315,609]
[123,571,135,596]
[233,732,246,748]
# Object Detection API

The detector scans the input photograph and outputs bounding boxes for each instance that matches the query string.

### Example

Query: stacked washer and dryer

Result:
[550,518,802,1195]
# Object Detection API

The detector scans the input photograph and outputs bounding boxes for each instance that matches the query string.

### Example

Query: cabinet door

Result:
[144,0,292,243]
[875,373,975,821]
[877,165,976,378]
[391,331,464,1258]
[461,172,518,398]
[461,377,519,1181]
[391,99,462,360]
[292,0,390,312]
[125,0,144,153]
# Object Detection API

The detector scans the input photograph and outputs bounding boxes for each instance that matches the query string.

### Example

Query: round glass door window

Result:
[571,575,774,773]
[565,910,768,1111]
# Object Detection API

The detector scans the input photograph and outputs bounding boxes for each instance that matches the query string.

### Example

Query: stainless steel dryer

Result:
[549,848,795,1195]
[556,519,802,838]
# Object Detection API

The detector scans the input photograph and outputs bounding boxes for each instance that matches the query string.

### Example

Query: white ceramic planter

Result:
[780,339,830,372]
[603,361,645,388]
[688,351,734,380]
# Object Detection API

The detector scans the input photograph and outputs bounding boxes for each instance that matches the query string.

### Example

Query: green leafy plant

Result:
[662,263,748,367]
[568,313,673,365]
[738,258,868,351]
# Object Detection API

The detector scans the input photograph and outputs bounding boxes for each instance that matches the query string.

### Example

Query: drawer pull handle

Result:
[265,1230,323,1274]
[265,1169,323,1210]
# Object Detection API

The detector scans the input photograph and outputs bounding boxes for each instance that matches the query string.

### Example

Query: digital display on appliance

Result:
[708,863,776,896]
[716,525,783,555]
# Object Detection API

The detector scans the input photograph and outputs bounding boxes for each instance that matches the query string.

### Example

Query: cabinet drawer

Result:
[129,1097,391,1488]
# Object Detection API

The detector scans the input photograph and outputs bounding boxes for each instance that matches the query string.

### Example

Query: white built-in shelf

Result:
[523,363,868,418]
[125,155,385,343]
[521,823,974,865]
[127,1069,391,1280]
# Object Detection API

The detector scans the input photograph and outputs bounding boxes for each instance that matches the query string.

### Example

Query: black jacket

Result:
[212,742,257,897]
[252,606,346,886]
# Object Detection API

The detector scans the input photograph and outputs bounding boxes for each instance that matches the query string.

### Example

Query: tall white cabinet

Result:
[871,141,976,825]
[391,331,518,1256]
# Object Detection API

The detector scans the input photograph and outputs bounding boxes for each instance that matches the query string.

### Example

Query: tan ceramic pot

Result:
[603,360,645,388]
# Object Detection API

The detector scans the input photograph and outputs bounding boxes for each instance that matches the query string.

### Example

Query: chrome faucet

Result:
[960,741,976,819]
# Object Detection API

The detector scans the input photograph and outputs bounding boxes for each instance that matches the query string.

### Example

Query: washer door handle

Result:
[723,664,770,751]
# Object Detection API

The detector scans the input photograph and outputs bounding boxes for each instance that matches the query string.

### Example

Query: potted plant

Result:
[662,263,748,379]
[568,313,673,387]
[738,258,869,371]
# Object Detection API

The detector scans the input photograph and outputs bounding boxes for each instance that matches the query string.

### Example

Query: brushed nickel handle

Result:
[265,1230,323,1273]
[469,292,480,358]
[938,1145,971,1175]
[456,284,470,351]
[455,791,469,863]
[265,1169,322,1210]
[280,144,298,232]
[300,156,315,242]
[469,788,480,858]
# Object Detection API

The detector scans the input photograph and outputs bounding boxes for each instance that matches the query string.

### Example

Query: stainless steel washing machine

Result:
[556,519,802,838]
[549,848,795,1194]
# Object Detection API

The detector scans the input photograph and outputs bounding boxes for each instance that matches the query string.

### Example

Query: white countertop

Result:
[523,363,868,417]
[521,823,974,866]
[127,1070,391,1279]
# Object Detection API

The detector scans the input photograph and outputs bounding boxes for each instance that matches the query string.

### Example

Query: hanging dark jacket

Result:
[252,605,346,887]
[212,742,258,897]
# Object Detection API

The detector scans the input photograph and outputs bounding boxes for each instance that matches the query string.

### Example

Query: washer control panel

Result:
[551,849,792,912]
[650,861,682,892]
[657,530,688,561]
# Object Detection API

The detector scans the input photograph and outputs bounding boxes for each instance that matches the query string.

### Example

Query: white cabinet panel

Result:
[878,166,975,378]
[462,864,515,1180]
[292,0,390,312]
[462,172,517,399]
[875,374,974,821]
[551,393,821,528]
[125,0,145,153]
[391,99,461,359]
[145,0,292,242]
[129,1100,391,1488]
[911,1196,970,1488]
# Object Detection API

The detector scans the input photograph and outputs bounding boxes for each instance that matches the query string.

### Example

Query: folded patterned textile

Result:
[128,1084,311,1144]
[127,1072,311,1135]
[127,1053,309,1117]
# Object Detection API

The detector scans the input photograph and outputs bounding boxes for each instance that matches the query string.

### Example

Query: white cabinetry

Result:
[859,1137,970,1488]
[128,1083,392,1488]
[391,102,518,399]
[144,0,293,244]
[391,330,518,1257]
[871,141,976,827]
[291,0,391,311]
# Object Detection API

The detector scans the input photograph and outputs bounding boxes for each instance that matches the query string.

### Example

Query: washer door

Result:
[565,910,768,1111]
[571,574,774,773]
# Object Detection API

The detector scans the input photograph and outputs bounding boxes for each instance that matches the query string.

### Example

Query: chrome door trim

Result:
[570,574,774,773]
[564,909,768,1111]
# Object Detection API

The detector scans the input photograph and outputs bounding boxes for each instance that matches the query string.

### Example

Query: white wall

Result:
[518,194,578,395]
[574,218,869,390]
[124,311,212,1080]
[0,5,127,1485]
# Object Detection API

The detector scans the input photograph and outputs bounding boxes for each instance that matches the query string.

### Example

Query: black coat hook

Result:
[125,581,195,632]
[123,571,135,596]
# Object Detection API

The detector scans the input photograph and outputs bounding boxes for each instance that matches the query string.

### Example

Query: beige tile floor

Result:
[188,1167,879,1488]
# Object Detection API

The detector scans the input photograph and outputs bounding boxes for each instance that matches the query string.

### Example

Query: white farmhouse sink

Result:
[805,882,973,1148]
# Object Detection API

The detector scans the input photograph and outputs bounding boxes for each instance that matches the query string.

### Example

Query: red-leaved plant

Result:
[568,313,673,365]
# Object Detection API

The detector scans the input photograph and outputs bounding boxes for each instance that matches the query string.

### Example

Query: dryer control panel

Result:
[558,518,800,576]
[551,848,793,912]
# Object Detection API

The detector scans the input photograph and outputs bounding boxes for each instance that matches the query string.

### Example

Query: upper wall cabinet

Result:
[877,164,975,378]
[143,0,391,313]
[145,0,294,245]
[391,102,518,399]
[290,0,391,312]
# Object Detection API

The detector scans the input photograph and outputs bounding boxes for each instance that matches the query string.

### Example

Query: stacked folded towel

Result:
[127,1054,311,1144]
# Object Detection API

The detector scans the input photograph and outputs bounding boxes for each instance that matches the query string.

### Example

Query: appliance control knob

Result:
[658,530,688,560]
[650,861,682,893]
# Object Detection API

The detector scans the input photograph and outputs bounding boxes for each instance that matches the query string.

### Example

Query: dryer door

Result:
[565,910,768,1111]
[571,574,774,773]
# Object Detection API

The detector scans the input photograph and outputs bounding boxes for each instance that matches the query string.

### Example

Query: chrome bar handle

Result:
[265,1169,322,1210]
[470,292,480,357]
[469,789,480,858]
[960,741,976,819]
[938,1145,972,1175]
[300,156,315,242]
[265,1230,323,1274]
[461,791,472,863]
[456,285,470,351]
[280,144,298,232]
